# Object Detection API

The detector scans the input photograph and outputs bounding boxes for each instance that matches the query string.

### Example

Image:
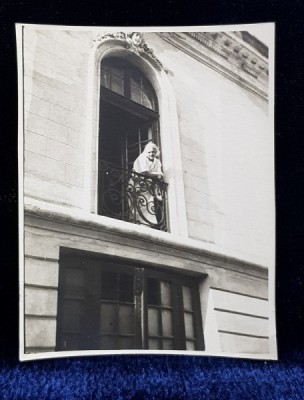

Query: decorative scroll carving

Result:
[92,31,167,71]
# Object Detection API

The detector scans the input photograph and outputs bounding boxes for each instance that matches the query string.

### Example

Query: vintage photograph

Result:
[18,24,276,360]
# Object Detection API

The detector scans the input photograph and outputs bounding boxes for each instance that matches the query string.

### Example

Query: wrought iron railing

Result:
[99,160,168,231]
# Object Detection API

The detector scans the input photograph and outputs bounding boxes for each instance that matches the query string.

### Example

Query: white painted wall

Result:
[23,28,274,268]
[146,33,274,268]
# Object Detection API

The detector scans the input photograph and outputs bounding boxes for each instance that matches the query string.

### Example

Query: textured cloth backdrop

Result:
[1,352,304,399]
[1,0,304,398]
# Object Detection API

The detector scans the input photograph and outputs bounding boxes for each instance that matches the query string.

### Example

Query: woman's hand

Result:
[150,172,163,179]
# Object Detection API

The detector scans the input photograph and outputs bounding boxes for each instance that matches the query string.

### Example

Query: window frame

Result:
[56,251,205,352]
[84,42,189,237]
[100,57,159,112]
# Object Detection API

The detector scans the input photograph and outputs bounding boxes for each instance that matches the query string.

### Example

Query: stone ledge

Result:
[23,198,269,279]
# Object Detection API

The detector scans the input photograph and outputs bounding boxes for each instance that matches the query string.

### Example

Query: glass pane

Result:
[148,338,161,350]
[182,286,193,311]
[130,83,142,104]
[108,64,124,78]
[111,75,124,95]
[161,310,172,337]
[119,336,134,349]
[163,339,174,350]
[62,300,83,331]
[99,335,116,350]
[131,70,141,86]
[65,268,84,297]
[101,271,117,300]
[142,89,154,110]
[101,70,111,89]
[65,268,84,286]
[160,282,171,306]
[100,303,116,333]
[63,334,82,350]
[148,308,159,336]
[184,312,194,339]
[118,305,134,334]
[147,278,160,305]
[186,341,196,351]
[119,274,134,302]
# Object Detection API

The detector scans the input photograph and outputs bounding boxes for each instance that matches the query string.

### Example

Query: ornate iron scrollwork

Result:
[99,160,168,231]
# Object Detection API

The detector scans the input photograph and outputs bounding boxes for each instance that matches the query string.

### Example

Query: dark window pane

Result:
[63,334,82,350]
[100,303,117,333]
[62,300,83,331]
[101,70,111,89]
[111,75,124,95]
[182,286,193,311]
[142,89,154,110]
[101,271,117,300]
[99,335,117,350]
[108,64,124,79]
[148,308,159,336]
[64,268,84,297]
[64,289,82,298]
[131,70,141,86]
[163,339,174,350]
[148,338,161,350]
[130,83,142,104]
[160,281,171,306]
[147,278,160,305]
[65,268,84,286]
[184,312,194,339]
[119,336,134,349]
[118,305,135,334]
[119,273,134,302]
[162,310,173,336]
[186,341,196,351]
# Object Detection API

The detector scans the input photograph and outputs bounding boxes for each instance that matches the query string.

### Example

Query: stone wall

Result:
[145,32,274,268]
[23,28,92,208]
[23,207,269,356]
[23,28,274,268]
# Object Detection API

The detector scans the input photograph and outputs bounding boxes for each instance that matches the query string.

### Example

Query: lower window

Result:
[56,251,204,351]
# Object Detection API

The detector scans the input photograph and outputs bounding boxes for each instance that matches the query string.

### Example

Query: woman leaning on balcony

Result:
[129,142,164,227]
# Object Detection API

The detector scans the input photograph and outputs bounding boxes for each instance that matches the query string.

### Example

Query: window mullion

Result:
[125,68,131,99]
[134,267,144,349]
[84,262,100,349]
[175,283,187,350]
[192,285,205,351]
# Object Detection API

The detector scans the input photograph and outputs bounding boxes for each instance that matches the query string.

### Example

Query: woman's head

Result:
[143,142,159,160]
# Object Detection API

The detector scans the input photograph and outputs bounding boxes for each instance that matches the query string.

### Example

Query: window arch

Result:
[84,33,189,236]
[101,57,158,111]
[97,56,168,230]
[99,57,161,171]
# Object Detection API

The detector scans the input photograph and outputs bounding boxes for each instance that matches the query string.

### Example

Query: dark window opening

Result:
[56,252,204,351]
[98,57,168,231]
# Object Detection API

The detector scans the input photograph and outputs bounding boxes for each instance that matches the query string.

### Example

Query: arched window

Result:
[98,57,168,230]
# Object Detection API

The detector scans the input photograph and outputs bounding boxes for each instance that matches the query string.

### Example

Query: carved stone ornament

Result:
[92,31,167,71]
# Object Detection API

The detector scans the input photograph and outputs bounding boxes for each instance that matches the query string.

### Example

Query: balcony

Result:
[99,160,169,231]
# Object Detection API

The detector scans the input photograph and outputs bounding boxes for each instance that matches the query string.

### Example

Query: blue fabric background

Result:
[1,352,304,399]
[0,0,303,398]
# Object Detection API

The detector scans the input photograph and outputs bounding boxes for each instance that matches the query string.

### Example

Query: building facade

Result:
[20,26,275,358]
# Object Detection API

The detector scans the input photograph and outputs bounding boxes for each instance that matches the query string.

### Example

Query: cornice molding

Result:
[91,31,167,72]
[161,32,269,101]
